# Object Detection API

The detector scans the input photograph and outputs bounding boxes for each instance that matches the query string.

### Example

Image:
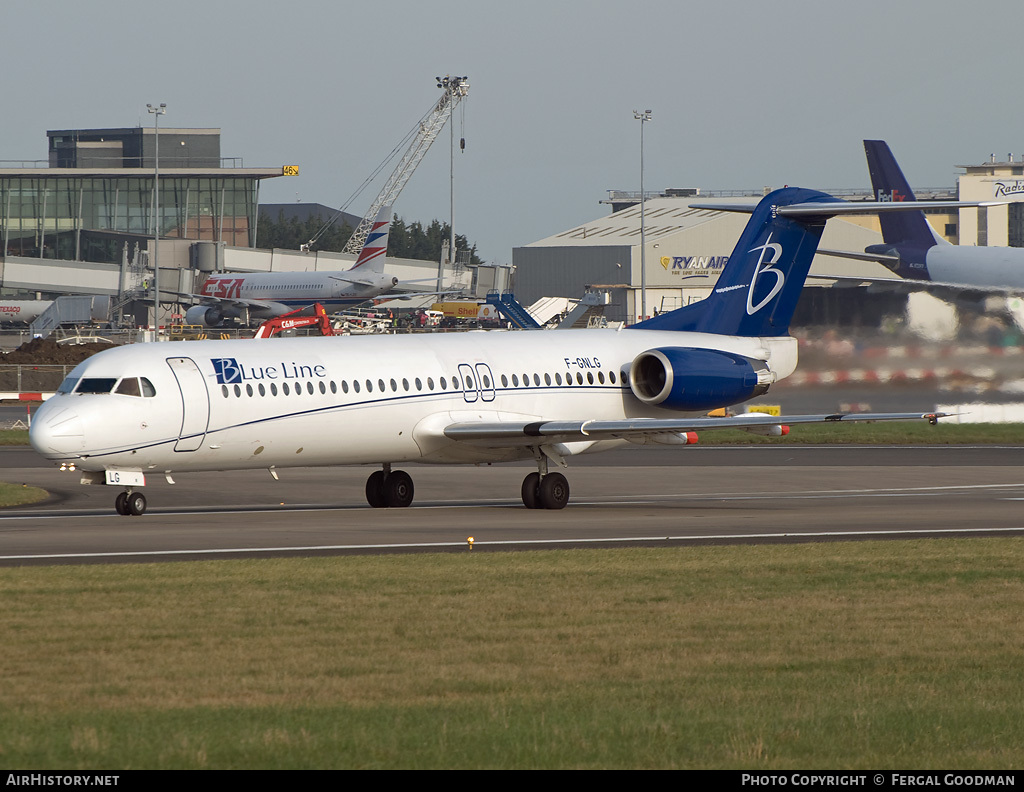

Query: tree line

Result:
[256,210,482,266]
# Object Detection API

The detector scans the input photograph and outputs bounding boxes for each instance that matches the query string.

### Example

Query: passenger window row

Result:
[217,368,623,400]
[500,370,617,387]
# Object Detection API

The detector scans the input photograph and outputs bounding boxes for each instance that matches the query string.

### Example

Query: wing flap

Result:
[168,291,275,311]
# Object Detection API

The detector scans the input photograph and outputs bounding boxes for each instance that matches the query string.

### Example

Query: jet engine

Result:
[185,305,228,327]
[628,347,773,412]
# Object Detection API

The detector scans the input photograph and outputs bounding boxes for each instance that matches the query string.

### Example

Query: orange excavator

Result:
[252,303,336,339]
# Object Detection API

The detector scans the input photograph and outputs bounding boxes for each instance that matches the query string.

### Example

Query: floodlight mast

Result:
[340,75,469,255]
[633,108,652,322]
[147,102,166,332]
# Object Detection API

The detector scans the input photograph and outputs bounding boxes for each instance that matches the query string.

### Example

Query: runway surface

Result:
[1,445,1023,565]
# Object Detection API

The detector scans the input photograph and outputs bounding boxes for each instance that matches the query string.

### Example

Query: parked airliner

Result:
[183,206,436,327]
[815,140,1021,292]
[30,187,945,516]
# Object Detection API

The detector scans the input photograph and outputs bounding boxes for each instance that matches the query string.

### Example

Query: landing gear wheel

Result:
[115,491,130,516]
[384,470,414,508]
[366,470,387,508]
[521,472,540,509]
[538,472,569,510]
[126,492,147,516]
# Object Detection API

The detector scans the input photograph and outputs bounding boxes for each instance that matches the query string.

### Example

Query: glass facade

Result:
[1,174,259,261]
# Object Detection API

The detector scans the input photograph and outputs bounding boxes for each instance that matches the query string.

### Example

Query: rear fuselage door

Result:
[475,363,495,402]
[458,363,478,403]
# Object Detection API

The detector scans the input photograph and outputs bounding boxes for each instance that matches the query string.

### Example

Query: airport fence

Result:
[0,365,73,393]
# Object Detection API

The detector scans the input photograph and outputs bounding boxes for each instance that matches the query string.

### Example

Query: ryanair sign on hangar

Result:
[660,255,729,280]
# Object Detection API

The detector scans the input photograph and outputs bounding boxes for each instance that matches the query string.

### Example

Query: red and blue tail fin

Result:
[633,187,835,337]
[351,205,392,273]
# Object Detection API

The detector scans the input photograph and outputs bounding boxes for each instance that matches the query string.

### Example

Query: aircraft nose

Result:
[29,403,85,458]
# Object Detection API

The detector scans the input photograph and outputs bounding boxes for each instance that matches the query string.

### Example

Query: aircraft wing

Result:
[690,200,1005,216]
[167,291,276,311]
[371,289,465,301]
[443,411,947,447]
[328,274,457,291]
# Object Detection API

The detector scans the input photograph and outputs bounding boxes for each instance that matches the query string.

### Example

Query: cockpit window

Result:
[115,378,141,396]
[56,377,79,394]
[75,378,117,394]
[112,377,157,397]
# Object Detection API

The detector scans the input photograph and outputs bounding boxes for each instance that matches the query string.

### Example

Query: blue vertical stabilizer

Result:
[632,187,835,337]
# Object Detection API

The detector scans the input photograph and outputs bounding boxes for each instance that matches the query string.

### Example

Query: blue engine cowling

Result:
[629,347,773,412]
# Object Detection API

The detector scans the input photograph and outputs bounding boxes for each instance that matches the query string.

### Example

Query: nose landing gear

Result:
[114,489,147,516]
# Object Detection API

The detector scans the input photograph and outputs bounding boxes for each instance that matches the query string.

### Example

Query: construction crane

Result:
[342,75,469,255]
[303,75,470,254]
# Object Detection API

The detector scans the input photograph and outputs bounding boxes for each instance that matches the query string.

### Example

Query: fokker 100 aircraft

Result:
[30,187,947,516]
[183,205,438,327]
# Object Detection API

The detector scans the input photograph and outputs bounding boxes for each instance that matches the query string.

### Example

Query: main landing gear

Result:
[114,489,147,516]
[364,458,572,510]
[365,464,415,508]
[521,453,570,510]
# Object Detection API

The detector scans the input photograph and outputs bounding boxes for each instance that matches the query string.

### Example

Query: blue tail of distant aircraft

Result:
[864,140,943,254]
[633,187,835,338]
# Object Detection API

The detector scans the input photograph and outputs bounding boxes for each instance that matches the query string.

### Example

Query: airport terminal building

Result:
[2,127,282,263]
[0,126,453,326]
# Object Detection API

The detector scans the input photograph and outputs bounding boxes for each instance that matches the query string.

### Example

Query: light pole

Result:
[147,102,166,333]
[435,75,469,293]
[633,109,651,322]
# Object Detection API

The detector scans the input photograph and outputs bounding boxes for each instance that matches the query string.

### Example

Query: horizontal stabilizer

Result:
[690,200,1005,216]
[817,247,901,264]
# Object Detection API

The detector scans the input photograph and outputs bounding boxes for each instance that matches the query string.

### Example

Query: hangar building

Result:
[512,189,898,326]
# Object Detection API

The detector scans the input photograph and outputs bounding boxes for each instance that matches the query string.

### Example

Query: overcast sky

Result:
[4,0,1022,264]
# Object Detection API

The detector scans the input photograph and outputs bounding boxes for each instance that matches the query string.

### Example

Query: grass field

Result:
[2,540,1024,769]
[0,480,47,507]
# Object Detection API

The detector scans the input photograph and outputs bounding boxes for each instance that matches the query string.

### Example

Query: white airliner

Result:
[804,141,1019,293]
[30,187,946,516]
[183,206,434,327]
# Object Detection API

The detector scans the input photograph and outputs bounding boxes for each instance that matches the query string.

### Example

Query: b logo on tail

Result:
[746,233,785,315]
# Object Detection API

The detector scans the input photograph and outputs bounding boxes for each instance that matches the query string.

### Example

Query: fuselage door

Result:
[166,357,210,452]
[457,363,478,403]
[475,363,496,402]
